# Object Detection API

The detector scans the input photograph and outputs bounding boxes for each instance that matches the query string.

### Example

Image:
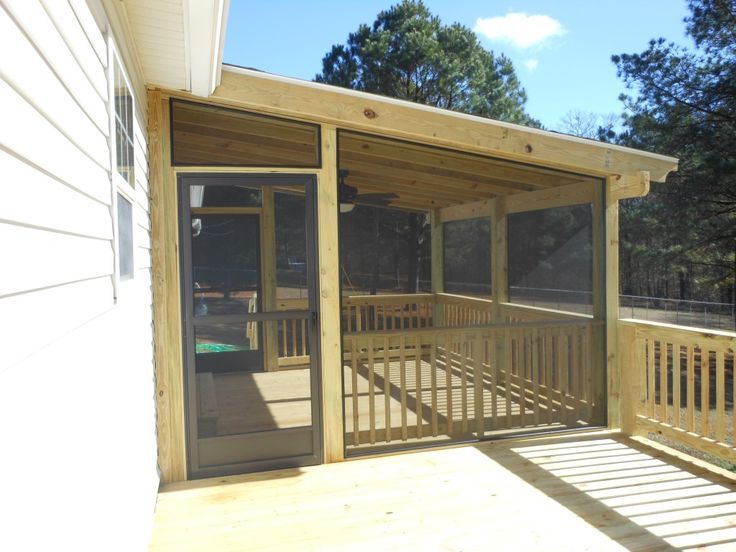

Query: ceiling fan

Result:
[339,169,398,213]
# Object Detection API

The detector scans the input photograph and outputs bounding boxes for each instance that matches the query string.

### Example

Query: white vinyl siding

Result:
[0,1,158,550]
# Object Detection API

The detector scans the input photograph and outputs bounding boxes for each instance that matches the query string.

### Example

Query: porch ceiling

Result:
[338,131,599,211]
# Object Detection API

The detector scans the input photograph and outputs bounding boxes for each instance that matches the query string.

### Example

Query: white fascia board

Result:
[186,0,229,97]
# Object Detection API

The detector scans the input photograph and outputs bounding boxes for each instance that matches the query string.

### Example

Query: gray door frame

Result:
[178,173,323,479]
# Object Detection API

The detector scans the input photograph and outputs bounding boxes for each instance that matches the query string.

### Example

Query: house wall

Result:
[0,1,158,550]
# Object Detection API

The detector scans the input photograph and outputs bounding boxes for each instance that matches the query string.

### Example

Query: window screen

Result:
[117,193,134,280]
[443,218,491,296]
[114,61,135,187]
[508,204,592,314]
[171,100,320,167]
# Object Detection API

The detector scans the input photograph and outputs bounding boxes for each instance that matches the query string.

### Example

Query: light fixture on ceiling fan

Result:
[338,169,398,213]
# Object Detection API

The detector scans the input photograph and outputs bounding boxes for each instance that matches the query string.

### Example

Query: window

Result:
[117,193,134,280]
[109,44,136,292]
[113,60,135,187]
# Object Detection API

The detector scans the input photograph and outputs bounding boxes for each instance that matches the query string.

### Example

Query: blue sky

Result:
[224,0,691,130]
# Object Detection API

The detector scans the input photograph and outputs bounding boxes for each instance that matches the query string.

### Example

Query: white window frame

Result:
[107,34,137,300]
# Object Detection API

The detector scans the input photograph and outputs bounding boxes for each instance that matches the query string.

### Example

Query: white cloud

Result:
[524,58,539,71]
[474,12,565,49]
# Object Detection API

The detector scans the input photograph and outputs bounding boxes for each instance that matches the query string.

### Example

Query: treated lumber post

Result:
[317,124,344,463]
[491,197,507,323]
[261,187,279,371]
[430,208,444,326]
[605,176,622,429]
[619,323,639,434]
[149,89,187,482]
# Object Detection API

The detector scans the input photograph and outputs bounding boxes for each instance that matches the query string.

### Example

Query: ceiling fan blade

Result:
[354,197,394,207]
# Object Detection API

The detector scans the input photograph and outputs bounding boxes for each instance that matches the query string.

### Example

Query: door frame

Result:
[178,173,323,479]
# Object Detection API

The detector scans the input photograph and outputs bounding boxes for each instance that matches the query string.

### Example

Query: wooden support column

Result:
[591,181,609,427]
[317,124,344,463]
[605,176,622,429]
[619,323,639,434]
[149,89,186,482]
[261,187,279,371]
[491,197,508,323]
[430,208,444,326]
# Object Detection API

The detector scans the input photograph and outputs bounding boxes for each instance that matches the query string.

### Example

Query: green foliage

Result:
[612,0,736,304]
[315,0,536,125]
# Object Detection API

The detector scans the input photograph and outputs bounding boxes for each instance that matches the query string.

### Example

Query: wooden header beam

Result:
[209,67,678,182]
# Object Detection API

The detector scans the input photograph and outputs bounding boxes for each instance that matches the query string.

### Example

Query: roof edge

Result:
[217,65,679,182]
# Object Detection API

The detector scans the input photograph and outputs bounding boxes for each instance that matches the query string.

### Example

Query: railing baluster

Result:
[701,348,710,438]
[431,334,438,437]
[659,341,668,423]
[367,336,375,444]
[474,335,485,438]
[415,334,423,439]
[545,328,554,425]
[384,336,391,443]
[673,342,681,429]
[461,334,468,432]
[504,329,513,428]
[648,337,656,420]
[351,336,359,446]
[716,349,725,443]
[532,328,540,427]
[446,334,454,435]
[400,335,408,441]
[687,345,695,432]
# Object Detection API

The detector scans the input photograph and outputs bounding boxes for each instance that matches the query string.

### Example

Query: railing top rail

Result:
[619,318,736,341]
[342,293,435,305]
[500,302,594,321]
[343,318,601,340]
[435,292,494,307]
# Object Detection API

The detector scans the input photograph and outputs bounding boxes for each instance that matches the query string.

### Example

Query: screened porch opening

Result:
[335,131,606,455]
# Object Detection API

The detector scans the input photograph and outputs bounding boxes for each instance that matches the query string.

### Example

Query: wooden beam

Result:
[317,124,344,463]
[212,67,679,182]
[430,209,444,326]
[491,198,507,322]
[591,182,607,426]
[608,170,651,201]
[439,199,494,223]
[605,176,621,430]
[149,89,187,483]
[504,181,595,214]
[261,187,279,372]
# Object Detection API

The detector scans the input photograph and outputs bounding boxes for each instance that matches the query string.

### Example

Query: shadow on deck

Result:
[149,430,736,551]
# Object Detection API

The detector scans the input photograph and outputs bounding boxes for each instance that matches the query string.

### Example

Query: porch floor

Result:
[149,430,736,551]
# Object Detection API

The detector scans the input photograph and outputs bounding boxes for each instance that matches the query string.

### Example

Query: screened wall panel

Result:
[171,100,320,167]
[443,218,491,296]
[508,204,593,314]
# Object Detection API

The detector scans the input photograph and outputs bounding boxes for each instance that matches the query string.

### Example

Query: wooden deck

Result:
[149,430,736,551]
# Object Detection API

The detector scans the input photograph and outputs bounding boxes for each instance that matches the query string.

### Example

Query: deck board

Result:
[149,431,736,551]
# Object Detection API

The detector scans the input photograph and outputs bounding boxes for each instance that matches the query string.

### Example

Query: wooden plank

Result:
[605,176,621,430]
[491,197,508,323]
[701,349,710,438]
[368,337,376,444]
[431,334,438,436]
[213,68,679,182]
[474,336,485,437]
[660,342,668,423]
[351,336,359,446]
[384,336,391,443]
[431,208,444,327]
[673,343,681,429]
[261,187,278,371]
[558,328,569,426]
[647,338,656,420]
[149,90,186,482]
[438,198,493,223]
[716,350,725,443]
[504,181,595,214]
[316,124,344,462]
[460,335,468,432]
[687,345,695,432]
[545,329,554,424]
[609,171,650,201]
[400,335,408,440]
[415,335,423,439]
[445,335,453,435]
[504,330,513,428]
[532,329,540,427]
[591,180,607,426]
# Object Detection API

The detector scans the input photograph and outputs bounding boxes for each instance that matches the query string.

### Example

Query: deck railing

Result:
[620,319,736,463]
[435,293,493,326]
[343,318,600,450]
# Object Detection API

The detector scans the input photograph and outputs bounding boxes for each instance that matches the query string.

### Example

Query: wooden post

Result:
[261,187,279,371]
[619,323,639,434]
[605,176,621,429]
[591,180,610,427]
[491,197,508,323]
[149,89,186,482]
[317,124,344,463]
[430,208,444,326]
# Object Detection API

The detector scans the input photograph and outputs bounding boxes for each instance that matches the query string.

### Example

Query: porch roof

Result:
[207,65,678,185]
